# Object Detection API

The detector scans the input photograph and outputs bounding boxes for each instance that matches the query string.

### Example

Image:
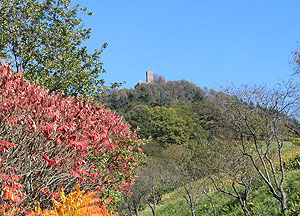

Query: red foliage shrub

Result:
[0,62,143,209]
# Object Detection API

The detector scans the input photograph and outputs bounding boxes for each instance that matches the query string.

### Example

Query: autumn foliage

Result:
[27,184,118,216]
[0,61,143,210]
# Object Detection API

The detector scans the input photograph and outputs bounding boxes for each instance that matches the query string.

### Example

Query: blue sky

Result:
[74,0,300,90]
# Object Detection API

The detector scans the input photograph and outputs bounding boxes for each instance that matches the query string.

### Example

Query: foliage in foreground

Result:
[0,0,121,98]
[27,184,119,216]
[0,62,143,210]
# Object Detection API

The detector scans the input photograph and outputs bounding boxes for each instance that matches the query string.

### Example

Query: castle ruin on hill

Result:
[135,70,153,87]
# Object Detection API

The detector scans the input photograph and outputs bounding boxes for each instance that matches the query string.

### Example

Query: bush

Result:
[290,137,300,146]
[0,62,143,210]
[283,148,300,171]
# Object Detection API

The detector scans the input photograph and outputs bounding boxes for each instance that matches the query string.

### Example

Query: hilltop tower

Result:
[146,70,153,83]
[135,70,154,88]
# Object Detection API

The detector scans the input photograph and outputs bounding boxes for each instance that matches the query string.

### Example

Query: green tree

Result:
[0,0,117,98]
[126,105,153,139]
[149,106,190,147]
[126,105,191,147]
[172,102,208,142]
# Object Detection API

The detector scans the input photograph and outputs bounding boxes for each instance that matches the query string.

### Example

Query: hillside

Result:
[101,77,300,216]
[141,168,300,216]
[101,76,224,144]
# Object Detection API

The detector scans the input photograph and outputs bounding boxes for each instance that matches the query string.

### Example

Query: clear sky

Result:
[74,0,300,90]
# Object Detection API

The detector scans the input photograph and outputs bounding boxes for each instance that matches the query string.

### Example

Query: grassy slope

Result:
[142,170,300,216]
[142,142,300,216]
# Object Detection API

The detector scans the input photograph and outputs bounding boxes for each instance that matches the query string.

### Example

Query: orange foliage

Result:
[0,203,20,216]
[26,184,118,216]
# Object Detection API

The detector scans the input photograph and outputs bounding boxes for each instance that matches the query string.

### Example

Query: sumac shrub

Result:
[0,62,143,209]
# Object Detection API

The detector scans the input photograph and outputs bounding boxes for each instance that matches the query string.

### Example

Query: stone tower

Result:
[146,70,153,83]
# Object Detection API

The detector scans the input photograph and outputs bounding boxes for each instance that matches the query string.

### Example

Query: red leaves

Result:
[0,139,17,153]
[0,139,17,148]
[0,164,26,206]
[57,124,70,135]
[137,146,143,152]
[0,61,143,206]
[73,141,88,151]
[27,119,37,130]
[5,80,12,92]
[3,185,23,203]
[42,153,59,166]
[7,116,24,126]
[20,77,24,86]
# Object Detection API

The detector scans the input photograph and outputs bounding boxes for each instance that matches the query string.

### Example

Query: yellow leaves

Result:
[27,201,57,216]
[0,203,19,216]
[58,186,66,203]
[27,184,118,216]
[282,147,300,171]
[34,201,42,214]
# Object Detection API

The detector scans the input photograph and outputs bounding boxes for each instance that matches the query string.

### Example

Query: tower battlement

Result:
[146,70,153,83]
[135,70,154,88]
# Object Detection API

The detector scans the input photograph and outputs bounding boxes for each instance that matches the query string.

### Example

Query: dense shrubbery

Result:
[0,62,143,212]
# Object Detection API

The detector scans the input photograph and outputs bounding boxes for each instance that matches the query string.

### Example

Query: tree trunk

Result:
[146,197,157,216]
[190,205,195,216]
[127,205,133,216]
[280,192,287,214]
[150,205,156,216]
[238,198,250,216]
[204,191,217,216]
[153,199,156,216]
[241,204,250,216]
[232,184,251,216]
[134,207,139,216]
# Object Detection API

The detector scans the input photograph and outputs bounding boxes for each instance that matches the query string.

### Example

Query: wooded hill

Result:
[101,76,223,144]
[101,76,300,216]
[103,76,206,113]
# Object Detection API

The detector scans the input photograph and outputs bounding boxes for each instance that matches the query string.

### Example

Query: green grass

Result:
[141,170,300,216]
[281,141,295,151]
[260,141,294,153]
